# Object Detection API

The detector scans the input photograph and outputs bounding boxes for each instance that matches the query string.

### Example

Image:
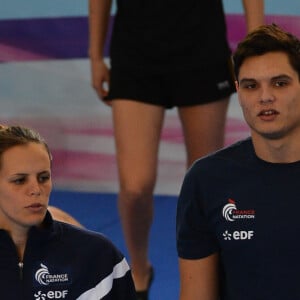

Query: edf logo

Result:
[223,230,254,240]
[34,290,68,300]
[47,291,68,299]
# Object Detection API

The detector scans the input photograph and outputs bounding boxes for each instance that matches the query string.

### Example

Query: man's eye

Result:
[245,84,256,89]
[275,81,288,87]
[240,82,256,89]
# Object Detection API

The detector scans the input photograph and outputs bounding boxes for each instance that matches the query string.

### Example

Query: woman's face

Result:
[0,142,52,233]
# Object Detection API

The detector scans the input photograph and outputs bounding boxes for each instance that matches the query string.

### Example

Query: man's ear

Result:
[235,80,239,92]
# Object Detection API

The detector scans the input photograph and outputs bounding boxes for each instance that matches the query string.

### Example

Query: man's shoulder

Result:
[194,138,253,167]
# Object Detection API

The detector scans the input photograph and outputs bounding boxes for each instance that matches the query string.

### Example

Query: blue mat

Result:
[50,190,180,300]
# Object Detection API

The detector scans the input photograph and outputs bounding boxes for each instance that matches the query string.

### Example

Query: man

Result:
[176,24,300,299]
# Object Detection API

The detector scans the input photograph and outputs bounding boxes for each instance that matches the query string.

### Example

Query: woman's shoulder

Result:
[53,221,122,255]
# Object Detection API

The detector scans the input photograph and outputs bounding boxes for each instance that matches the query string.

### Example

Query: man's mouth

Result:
[258,109,278,116]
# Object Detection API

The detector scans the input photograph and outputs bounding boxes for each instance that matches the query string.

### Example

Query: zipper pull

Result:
[18,262,24,280]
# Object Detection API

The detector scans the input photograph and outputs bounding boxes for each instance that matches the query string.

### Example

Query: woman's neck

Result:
[10,228,28,262]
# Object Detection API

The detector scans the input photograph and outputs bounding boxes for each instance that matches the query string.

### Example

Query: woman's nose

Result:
[28,181,41,196]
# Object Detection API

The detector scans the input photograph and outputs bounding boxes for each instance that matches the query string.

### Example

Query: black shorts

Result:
[105,59,235,109]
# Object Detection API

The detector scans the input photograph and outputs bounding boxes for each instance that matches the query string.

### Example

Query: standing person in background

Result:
[89,1,264,299]
[0,124,137,299]
[176,24,300,299]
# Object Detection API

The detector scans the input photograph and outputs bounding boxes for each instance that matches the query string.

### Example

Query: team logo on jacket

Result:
[35,263,71,286]
[222,199,255,221]
[222,230,254,240]
[34,290,68,300]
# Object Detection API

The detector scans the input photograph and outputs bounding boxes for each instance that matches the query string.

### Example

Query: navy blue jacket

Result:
[0,212,137,299]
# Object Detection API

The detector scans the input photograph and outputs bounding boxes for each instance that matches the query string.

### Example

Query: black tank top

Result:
[110,0,231,71]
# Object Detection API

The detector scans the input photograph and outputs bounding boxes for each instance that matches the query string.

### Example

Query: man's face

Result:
[236,51,300,141]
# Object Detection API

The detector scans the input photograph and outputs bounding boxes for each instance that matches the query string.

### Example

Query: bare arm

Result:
[88,0,112,100]
[242,0,264,32]
[179,253,219,300]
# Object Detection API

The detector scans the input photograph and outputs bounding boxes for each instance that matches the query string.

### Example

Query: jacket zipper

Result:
[18,262,24,280]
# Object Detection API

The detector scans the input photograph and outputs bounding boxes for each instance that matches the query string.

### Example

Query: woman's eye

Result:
[38,174,50,183]
[13,178,26,185]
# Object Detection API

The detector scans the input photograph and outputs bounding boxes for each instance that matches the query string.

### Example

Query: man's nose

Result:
[260,86,275,104]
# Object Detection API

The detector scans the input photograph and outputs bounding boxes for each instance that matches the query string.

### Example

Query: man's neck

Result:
[252,134,300,163]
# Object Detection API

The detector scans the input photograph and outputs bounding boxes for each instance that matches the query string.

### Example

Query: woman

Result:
[0,124,137,299]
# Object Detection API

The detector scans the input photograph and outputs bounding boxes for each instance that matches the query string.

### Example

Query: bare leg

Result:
[178,97,229,167]
[112,100,165,291]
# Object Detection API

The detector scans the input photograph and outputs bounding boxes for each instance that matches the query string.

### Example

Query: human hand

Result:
[90,58,112,106]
